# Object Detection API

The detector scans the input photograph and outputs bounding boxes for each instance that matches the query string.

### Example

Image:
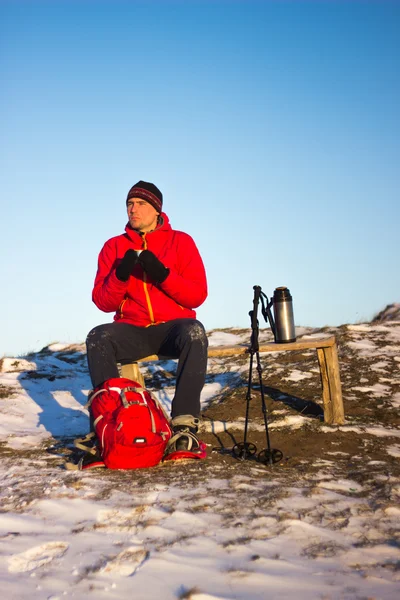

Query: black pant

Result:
[86,319,208,418]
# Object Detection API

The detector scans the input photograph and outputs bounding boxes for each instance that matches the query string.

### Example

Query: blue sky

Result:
[1,0,399,356]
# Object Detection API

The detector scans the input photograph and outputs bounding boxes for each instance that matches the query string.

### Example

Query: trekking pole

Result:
[232,286,261,460]
[232,285,283,465]
[256,288,283,465]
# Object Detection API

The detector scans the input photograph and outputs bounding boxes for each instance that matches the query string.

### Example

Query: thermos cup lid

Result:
[273,286,292,301]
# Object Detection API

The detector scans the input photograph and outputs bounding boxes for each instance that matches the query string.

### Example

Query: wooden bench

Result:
[120,335,344,425]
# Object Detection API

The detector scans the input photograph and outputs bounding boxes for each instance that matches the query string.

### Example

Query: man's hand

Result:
[115,249,139,281]
[139,250,170,284]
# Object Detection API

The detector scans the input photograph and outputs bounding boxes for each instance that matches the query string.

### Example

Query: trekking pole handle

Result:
[252,285,261,328]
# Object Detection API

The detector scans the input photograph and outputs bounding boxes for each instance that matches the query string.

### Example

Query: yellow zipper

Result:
[143,272,155,323]
[141,233,155,324]
[118,297,127,319]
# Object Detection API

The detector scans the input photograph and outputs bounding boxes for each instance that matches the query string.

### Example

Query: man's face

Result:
[127,198,159,233]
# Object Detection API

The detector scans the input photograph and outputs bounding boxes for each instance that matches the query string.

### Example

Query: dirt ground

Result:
[20,322,393,502]
[1,320,399,502]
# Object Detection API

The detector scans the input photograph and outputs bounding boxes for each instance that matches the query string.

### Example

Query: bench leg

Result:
[120,363,145,387]
[317,344,345,425]
[317,348,333,424]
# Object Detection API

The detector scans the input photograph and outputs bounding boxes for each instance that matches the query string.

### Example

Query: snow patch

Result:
[284,369,313,382]
[317,479,363,493]
[321,425,400,438]
[1,358,37,372]
[387,444,400,458]
[207,331,244,347]
[8,541,69,573]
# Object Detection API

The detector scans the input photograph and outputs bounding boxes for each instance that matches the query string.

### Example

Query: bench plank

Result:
[208,335,335,357]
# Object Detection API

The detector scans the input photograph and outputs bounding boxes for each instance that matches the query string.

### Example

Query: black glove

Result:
[115,249,138,282]
[138,250,170,284]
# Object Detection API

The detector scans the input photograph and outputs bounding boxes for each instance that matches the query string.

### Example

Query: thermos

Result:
[272,287,296,343]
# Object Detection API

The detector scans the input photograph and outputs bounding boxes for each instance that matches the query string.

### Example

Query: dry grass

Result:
[0,384,16,399]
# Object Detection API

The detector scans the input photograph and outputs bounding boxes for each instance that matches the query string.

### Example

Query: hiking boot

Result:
[78,449,105,470]
[173,425,199,451]
[170,415,200,452]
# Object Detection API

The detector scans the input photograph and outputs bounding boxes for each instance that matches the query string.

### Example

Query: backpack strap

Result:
[84,388,107,409]
[120,386,151,408]
[147,389,172,424]
[64,432,105,471]
[73,432,98,455]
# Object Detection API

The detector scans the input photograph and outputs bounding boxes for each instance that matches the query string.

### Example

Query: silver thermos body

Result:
[273,287,296,343]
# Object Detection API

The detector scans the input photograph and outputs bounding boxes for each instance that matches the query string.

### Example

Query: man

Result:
[86,180,208,453]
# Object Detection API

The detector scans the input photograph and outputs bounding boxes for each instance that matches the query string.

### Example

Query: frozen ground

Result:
[0,313,399,599]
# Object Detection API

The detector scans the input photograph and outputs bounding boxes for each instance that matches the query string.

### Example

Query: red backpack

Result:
[83,377,172,469]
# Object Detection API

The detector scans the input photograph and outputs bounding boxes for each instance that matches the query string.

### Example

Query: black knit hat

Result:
[126,181,163,213]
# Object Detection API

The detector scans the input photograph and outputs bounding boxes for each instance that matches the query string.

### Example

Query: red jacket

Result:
[92,213,208,327]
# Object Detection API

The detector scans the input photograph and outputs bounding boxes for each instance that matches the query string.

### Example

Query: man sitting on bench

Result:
[86,180,208,454]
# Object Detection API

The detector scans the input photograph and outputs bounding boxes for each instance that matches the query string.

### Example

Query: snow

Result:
[283,369,313,382]
[348,338,377,351]
[387,445,400,458]
[2,357,37,372]
[297,333,331,339]
[2,475,399,599]
[321,425,400,438]
[316,479,364,493]
[47,343,78,352]
[203,415,306,434]
[352,383,391,396]
[391,392,400,408]
[207,331,246,347]
[0,326,400,599]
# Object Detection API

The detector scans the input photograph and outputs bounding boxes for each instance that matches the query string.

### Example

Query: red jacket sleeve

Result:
[160,233,208,309]
[92,239,129,313]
